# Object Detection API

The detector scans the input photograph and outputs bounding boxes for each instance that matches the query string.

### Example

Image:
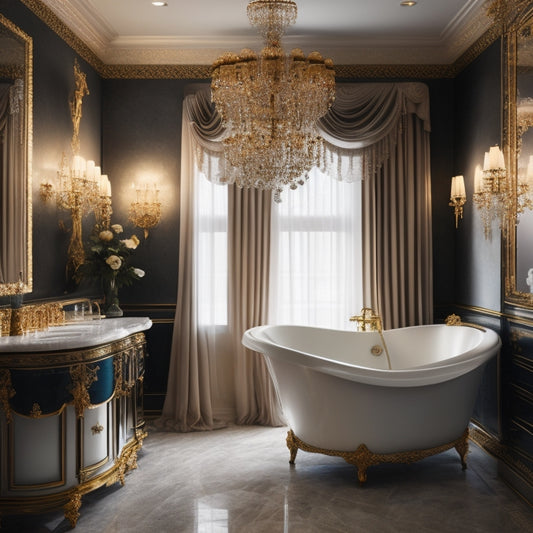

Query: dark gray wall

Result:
[453,40,503,312]
[101,79,186,306]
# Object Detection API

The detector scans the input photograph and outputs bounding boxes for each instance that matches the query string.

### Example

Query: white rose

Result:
[106,255,122,270]
[99,230,113,242]
[121,235,140,249]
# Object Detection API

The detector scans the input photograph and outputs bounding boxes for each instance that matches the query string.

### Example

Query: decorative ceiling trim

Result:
[100,63,211,80]
[22,0,501,80]
[20,0,105,71]
[451,22,502,75]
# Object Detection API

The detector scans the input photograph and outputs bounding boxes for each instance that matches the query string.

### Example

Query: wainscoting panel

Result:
[436,305,533,504]
[122,305,174,415]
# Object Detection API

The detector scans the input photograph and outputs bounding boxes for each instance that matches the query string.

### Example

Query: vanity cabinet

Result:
[0,317,151,527]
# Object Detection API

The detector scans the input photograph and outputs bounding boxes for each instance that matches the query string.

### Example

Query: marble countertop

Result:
[0,316,152,353]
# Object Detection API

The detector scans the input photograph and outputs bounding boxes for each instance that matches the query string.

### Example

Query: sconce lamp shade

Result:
[450,175,466,200]
[483,145,505,171]
[450,175,467,229]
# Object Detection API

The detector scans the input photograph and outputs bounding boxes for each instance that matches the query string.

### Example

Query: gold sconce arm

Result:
[449,175,466,229]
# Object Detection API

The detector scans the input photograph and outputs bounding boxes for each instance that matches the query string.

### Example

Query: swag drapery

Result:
[159,82,432,431]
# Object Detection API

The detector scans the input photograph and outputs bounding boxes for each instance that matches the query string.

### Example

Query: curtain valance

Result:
[318,82,430,181]
[185,82,430,184]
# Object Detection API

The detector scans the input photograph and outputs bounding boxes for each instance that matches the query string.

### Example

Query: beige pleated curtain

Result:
[317,83,433,328]
[160,82,432,431]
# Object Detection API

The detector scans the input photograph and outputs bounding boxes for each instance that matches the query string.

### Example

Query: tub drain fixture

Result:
[371,345,383,356]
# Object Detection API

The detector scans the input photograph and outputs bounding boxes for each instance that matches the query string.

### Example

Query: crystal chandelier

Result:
[211,0,336,202]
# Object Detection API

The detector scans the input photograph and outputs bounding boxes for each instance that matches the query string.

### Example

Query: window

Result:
[196,172,228,325]
[195,165,363,330]
[270,166,363,329]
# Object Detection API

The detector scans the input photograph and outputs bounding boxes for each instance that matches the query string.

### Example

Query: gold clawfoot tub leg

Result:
[284,427,470,483]
[286,430,299,464]
[454,428,469,470]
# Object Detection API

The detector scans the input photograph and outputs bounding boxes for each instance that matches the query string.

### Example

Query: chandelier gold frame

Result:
[211,0,335,202]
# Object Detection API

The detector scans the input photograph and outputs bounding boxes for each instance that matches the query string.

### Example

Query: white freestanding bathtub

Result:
[242,322,501,482]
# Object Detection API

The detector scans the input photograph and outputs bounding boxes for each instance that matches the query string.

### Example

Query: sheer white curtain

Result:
[270,167,363,329]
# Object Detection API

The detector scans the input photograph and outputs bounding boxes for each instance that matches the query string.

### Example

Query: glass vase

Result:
[103,277,123,318]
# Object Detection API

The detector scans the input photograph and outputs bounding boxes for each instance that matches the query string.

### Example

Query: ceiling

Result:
[38,0,493,67]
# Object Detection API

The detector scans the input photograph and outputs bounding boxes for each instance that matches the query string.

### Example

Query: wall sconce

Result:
[40,156,113,273]
[128,183,161,238]
[39,60,114,278]
[449,175,466,228]
[473,145,508,239]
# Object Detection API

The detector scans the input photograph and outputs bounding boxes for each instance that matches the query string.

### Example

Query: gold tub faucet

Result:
[349,307,383,332]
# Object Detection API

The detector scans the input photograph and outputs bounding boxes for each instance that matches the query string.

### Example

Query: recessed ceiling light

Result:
[152,1,168,6]
[400,1,417,5]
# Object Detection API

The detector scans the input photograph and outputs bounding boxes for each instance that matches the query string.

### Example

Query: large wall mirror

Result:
[0,14,32,297]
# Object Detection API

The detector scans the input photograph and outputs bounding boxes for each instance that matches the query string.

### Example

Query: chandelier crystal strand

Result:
[211,0,335,202]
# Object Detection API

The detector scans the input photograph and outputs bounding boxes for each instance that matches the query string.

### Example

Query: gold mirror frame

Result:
[0,14,32,297]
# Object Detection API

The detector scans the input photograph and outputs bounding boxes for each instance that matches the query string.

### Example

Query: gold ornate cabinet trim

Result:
[0,370,15,424]
[69,364,99,418]
[286,428,469,484]
[0,329,149,526]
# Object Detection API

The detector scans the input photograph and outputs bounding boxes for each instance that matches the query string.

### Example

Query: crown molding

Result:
[22,0,500,80]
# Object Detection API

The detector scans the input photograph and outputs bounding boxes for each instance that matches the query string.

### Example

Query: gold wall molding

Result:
[21,0,501,80]
[449,303,533,328]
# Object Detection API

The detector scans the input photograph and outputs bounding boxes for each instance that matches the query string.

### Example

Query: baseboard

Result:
[469,423,533,506]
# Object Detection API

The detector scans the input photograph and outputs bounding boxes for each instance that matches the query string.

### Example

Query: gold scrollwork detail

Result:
[30,402,42,418]
[108,430,147,487]
[0,369,15,424]
[487,0,533,33]
[69,364,99,418]
[445,313,463,326]
[63,490,82,528]
[113,348,137,398]
[286,428,469,484]
[91,422,104,435]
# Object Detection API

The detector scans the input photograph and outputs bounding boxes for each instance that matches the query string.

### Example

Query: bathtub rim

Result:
[242,323,501,388]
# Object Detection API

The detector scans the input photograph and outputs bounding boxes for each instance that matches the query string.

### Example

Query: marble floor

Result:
[2,425,533,532]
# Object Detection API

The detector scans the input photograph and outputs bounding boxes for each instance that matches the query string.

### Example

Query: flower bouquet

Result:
[76,224,145,317]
